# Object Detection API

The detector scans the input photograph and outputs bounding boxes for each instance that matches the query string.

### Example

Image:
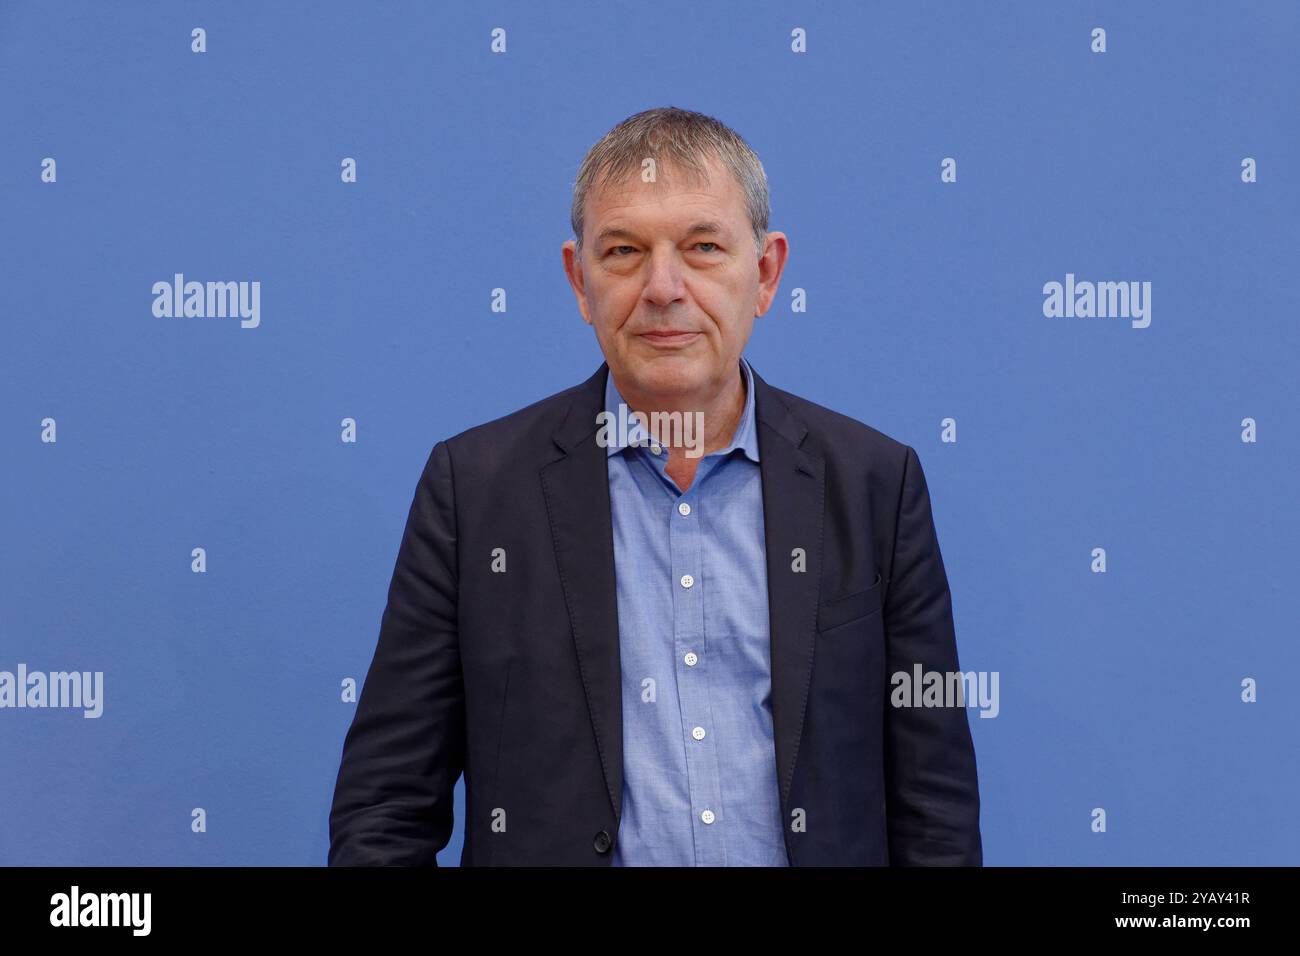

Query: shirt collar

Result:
[603,355,760,463]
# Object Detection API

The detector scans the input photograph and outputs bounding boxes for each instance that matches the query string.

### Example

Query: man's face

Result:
[563,155,786,406]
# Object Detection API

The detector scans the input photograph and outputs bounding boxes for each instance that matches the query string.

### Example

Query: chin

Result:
[630,360,709,396]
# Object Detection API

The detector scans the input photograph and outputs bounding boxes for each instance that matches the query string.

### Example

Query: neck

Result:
[613,360,747,460]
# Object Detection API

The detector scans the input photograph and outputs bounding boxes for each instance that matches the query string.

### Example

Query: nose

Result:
[640,243,687,308]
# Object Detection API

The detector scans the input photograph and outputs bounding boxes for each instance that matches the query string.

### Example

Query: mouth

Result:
[637,330,701,348]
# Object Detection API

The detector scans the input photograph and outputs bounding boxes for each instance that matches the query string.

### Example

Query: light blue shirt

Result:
[604,356,788,866]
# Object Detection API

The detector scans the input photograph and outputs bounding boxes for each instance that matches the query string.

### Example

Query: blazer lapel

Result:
[539,363,625,821]
[750,363,824,812]
[539,360,824,824]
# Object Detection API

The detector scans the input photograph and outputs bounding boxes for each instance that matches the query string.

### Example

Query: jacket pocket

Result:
[817,570,883,633]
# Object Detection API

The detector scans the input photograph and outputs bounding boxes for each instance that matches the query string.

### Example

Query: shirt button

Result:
[680,574,694,589]
[691,726,706,740]
[684,652,698,666]
[650,442,662,455]
[677,502,691,516]
[700,810,716,825]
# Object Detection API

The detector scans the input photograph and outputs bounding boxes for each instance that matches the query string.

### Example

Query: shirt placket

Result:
[646,449,727,867]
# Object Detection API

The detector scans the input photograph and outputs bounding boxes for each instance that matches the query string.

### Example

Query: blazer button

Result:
[593,830,612,854]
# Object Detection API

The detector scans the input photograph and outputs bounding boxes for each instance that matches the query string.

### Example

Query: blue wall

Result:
[1,0,1296,865]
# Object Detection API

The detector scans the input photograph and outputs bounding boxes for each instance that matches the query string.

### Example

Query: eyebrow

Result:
[595,221,729,246]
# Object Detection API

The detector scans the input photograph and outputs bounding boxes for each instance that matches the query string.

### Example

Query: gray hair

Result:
[570,107,770,258]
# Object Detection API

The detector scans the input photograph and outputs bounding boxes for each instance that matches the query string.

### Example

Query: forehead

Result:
[586,155,746,234]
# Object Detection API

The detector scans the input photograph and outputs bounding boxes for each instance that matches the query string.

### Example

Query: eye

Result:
[608,245,637,256]
[694,241,719,253]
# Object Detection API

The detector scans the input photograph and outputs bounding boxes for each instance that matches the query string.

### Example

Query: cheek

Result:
[587,288,627,332]
[593,278,637,314]
[696,272,750,318]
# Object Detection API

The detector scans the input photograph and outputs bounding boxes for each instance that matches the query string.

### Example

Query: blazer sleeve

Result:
[882,445,983,865]
[328,440,465,866]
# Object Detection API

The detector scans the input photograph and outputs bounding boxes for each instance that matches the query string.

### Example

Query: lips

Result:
[639,330,700,346]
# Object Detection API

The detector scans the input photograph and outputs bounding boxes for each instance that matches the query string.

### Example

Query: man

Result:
[328,107,982,866]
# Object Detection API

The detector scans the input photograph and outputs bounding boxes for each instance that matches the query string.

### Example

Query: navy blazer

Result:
[328,360,982,866]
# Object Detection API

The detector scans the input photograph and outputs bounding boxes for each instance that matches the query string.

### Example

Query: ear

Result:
[562,239,593,325]
[754,232,789,317]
